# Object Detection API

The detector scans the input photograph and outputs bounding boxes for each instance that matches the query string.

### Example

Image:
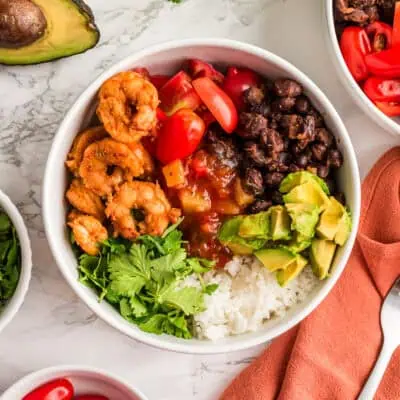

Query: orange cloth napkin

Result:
[221,148,400,400]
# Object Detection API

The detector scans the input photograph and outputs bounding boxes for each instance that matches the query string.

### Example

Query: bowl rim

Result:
[0,364,148,399]
[324,0,400,136]
[43,38,361,354]
[0,189,32,334]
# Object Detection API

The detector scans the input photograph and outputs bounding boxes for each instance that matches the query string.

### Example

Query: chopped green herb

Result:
[0,211,20,311]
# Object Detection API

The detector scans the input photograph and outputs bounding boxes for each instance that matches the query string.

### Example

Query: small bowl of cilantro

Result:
[0,189,32,334]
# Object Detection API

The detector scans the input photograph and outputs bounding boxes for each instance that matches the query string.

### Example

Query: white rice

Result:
[185,256,318,341]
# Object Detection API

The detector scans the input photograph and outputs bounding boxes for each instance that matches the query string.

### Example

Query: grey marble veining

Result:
[0,0,398,399]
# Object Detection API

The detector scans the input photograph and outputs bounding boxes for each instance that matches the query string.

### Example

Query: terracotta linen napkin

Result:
[221,148,400,400]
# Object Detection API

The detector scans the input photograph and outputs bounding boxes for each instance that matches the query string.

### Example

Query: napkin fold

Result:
[221,148,400,400]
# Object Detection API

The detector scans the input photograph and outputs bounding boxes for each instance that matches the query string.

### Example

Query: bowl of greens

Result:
[0,189,32,333]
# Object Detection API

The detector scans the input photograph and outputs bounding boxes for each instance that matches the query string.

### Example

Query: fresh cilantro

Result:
[168,0,183,3]
[75,221,218,339]
[0,212,21,311]
[204,283,219,295]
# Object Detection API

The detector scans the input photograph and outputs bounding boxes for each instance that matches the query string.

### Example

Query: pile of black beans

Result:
[205,78,345,214]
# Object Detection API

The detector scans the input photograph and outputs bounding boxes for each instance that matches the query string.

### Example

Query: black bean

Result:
[250,103,271,118]
[247,199,272,214]
[265,172,285,188]
[315,128,334,147]
[295,96,311,114]
[244,142,268,168]
[326,178,336,194]
[289,163,302,173]
[295,153,310,168]
[311,143,328,161]
[308,109,324,128]
[260,128,285,156]
[271,190,284,205]
[327,149,343,169]
[271,97,296,112]
[238,112,268,139]
[243,86,265,106]
[317,164,330,179]
[274,79,303,97]
[243,168,264,196]
[280,114,303,138]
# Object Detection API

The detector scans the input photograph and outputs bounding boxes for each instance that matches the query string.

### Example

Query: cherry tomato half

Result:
[156,109,206,164]
[23,378,74,400]
[192,77,238,133]
[375,101,400,116]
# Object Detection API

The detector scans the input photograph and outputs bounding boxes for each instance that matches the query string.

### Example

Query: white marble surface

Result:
[0,0,398,399]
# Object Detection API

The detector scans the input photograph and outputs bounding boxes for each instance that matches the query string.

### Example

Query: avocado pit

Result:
[0,0,46,48]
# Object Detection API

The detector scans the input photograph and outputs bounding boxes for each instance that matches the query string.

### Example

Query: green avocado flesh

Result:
[255,247,296,272]
[276,255,308,287]
[310,239,337,280]
[0,0,100,65]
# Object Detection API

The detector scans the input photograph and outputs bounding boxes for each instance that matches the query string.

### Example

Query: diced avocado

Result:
[276,255,308,287]
[270,206,291,241]
[316,197,346,240]
[285,203,319,238]
[284,232,312,253]
[0,0,100,65]
[239,211,270,239]
[218,216,265,255]
[283,180,330,211]
[255,247,297,272]
[279,171,330,194]
[310,239,337,279]
[335,210,352,246]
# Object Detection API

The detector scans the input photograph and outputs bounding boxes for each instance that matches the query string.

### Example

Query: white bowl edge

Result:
[43,38,361,354]
[324,0,400,136]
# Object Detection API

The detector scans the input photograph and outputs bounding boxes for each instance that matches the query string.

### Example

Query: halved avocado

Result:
[0,0,100,65]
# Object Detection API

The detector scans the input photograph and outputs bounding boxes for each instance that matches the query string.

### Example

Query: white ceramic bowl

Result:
[325,0,400,136]
[1,365,148,400]
[0,190,32,334]
[43,39,361,354]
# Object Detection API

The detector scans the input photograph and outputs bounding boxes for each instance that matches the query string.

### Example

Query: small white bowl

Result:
[1,365,148,400]
[0,190,32,334]
[325,0,400,136]
[43,38,361,354]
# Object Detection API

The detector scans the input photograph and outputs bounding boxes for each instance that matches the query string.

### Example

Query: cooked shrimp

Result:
[79,138,148,197]
[68,213,108,256]
[97,71,159,143]
[105,181,181,240]
[127,141,154,176]
[66,179,105,221]
[66,126,108,175]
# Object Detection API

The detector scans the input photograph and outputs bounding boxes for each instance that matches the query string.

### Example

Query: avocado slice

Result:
[316,197,346,240]
[310,239,337,279]
[283,180,330,211]
[335,210,352,246]
[285,203,319,238]
[279,171,330,194]
[0,0,100,65]
[238,211,270,239]
[284,232,312,254]
[218,216,266,255]
[270,206,291,241]
[255,247,297,272]
[276,255,308,287]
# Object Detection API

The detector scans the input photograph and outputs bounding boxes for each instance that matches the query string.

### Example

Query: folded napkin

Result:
[221,148,400,400]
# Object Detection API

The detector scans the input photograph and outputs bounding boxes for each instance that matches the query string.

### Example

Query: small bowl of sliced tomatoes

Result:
[2,365,148,400]
[326,0,400,136]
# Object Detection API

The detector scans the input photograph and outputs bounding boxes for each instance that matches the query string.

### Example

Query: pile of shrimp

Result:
[65,71,181,256]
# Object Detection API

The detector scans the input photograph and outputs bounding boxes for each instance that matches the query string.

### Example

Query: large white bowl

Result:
[325,0,400,136]
[43,39,361,354]
[0,189,32,334]
[1,365,148,399]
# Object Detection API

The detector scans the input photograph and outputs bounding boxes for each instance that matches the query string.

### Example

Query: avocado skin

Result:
[0,0,100,65]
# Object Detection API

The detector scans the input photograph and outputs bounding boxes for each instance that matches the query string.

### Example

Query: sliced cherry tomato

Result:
[23,378,74,400]
[222,67,261,110]
[192,77,238,133]
[132,67,150,79]
[340,26,371,82]
[186,59,224,84]
[365,47,400,78]
[375,101,400,116]
[363,77,400,102]
[196,109,216,128]
[393,1,400,47]
[365,21,392,52]
[159,71,202,116]
[74,396,109,400]
[156,109,206,164]
[149,74,171,90]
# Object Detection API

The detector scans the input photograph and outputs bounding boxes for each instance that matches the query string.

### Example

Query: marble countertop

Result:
[0,0,398,399]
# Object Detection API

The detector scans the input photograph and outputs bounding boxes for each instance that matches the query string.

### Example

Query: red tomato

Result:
[363,77,400,102]
[192,77,238,133]
[365,47,400,79]
[74,396,109,400]
[340,26,371,82]
[393,1,400,47]
[149,74,171,90]
[156,109,206,164]
[365,21,392,52]
[222,67,261,110]
[132,67,150,79]
[375,101,400,116]
[186,59,224,84]
[23,379,74,400]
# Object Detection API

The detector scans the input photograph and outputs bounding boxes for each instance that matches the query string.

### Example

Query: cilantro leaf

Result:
[204,283,219,295]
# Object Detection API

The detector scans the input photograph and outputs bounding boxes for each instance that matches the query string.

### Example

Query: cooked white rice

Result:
[185,256,318,341]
